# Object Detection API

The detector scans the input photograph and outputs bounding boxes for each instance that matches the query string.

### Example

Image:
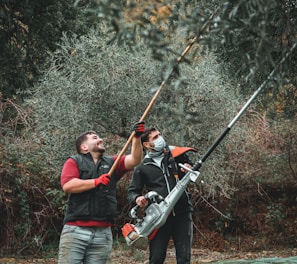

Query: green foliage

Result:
[266,204,285,227]
[79,0,297,117]
[0,138,63,255]
[0,0,96,99]
[1,0,297,256]
[25,27,240,199]
[225,112,297,185]
[0,99,63,254]
[25,30,165,164]
[88,0,221,59]
[217,0,297,115]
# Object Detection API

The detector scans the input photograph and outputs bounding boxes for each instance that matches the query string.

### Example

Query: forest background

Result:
[0,0,297,259]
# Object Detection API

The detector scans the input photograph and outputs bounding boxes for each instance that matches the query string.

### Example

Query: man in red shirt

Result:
[58,122,145,264]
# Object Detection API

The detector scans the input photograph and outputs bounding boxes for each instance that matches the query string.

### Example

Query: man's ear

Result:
[80,143,88,153]
[143,142,150,150]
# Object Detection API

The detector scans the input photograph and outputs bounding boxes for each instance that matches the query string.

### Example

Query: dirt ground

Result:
[0,247,296,264]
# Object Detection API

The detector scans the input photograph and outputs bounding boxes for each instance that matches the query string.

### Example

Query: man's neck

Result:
[89,152,103,163]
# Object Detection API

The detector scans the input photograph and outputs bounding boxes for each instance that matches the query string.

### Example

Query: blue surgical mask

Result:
[152,136,166,152]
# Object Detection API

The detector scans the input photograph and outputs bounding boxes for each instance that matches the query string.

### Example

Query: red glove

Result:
[94,173,110,187]
[132,121,145,137]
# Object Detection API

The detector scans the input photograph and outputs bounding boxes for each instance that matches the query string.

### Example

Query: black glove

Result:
[132,121,145,138]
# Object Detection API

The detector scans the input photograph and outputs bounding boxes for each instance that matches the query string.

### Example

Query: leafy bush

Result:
[0,98,64,255]
[225,112,297,185]
[25,28,240,198]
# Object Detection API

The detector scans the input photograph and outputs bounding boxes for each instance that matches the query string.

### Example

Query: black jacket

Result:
[63,153,117,224]
[127,147,195,215]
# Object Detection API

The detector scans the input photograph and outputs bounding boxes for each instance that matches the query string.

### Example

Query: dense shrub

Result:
[1,24,296,255]
[0,98,64,255]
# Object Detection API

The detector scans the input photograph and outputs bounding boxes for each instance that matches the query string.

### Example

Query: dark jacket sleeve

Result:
[174,152,194,179]
[127,165,145,205]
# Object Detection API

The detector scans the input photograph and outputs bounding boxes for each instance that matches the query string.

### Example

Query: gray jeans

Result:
[58,225,113,264]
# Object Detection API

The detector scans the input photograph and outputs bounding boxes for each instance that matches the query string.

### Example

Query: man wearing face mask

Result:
[127,127,197,264]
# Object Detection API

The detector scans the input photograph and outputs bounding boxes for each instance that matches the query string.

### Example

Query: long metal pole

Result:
[108,10,219,175]
[192,42,297,171]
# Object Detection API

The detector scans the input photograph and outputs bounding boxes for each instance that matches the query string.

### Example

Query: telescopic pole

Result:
[192,42,297,171]
[108,10,219,175]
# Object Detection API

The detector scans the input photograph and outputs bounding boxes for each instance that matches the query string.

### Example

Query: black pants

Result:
[149,212,193,264]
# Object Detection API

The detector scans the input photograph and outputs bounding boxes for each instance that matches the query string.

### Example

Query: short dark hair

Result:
[140,127,157,145]
[76,131,97,154]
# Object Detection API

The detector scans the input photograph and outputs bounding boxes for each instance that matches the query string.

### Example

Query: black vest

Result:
[63,153,117,224]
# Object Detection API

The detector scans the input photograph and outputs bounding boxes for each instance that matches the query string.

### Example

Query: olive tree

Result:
[26,27,239,198]
[83,0,297,116]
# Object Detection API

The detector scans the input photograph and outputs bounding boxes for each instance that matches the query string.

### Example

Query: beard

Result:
[89,144,105,154]
[96,145,105,153]
[98,148,105,153]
